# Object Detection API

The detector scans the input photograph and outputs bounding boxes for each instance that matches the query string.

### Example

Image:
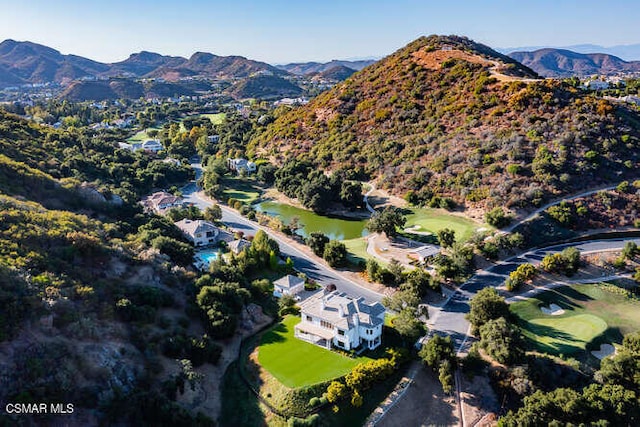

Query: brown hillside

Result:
[249,35,640,212]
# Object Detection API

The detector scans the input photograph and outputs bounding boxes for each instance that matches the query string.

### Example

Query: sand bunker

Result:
[540,303,565,316]
[591,344,616,360]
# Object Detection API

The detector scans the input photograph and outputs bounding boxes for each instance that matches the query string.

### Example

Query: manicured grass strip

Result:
[258,316,369,388]
[510,283,640,356]
[404,208,482,242]
[200,113,226,125]
[126,127,161,142]
[221,177,262,203]
[342,237,369,265]
[524,314,607,355]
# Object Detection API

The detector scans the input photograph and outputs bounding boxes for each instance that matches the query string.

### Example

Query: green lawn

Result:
[199,113,226,125]
[127,127,161,142]
[342,237,369,265]
[404,208,483,242]
[258,316,370,388]
[221,177,262,204]
[510,283,640,356]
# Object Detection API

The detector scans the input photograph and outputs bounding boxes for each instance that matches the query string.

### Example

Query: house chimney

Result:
[352,314,359,327]
[338,305,344,317]
[321,296,326,310]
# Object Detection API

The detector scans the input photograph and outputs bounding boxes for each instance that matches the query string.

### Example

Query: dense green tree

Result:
[540,247,581,276]
[404,268,439,296]
[598,332,640,393]
[387,258,404,286]
[484,207,512,228]
[151,236,195,266]
[499,384,640,427]
[196,280,250,338]
[249,230,280,267]
[419,334,456,393]
[339,181,363,208]
[306,232,330,257]
[546,201,575,226]
[467,287,509,334]
[366,258,384,283]
[392,308,425,342]
[256,163,276,184]
[419,334,456,367]
[437,228,456,248]
[479,317,523,364]
[203,205,222,222]
[323,240,347,267]
[366,206,406,238]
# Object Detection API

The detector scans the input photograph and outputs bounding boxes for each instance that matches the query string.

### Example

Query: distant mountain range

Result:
[499,43,640,61]
[508,49,640,77]
[276,60,376,75]
[0,39,286,88]
[3,38,640,97]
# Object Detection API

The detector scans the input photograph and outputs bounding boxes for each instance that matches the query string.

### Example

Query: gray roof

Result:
[299,290,385,329]
[217,229,235,243]
[410,245,440,259]
[273,275,305,289]
[174,219,218,236]
[228,239,251,253]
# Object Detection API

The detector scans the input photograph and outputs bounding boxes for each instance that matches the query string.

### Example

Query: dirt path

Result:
[366,233,425,268]
[505,182,633,232]
[376,366,459,427]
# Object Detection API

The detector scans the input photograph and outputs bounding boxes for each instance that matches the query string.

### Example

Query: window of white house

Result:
[306,315,312,322]
[338,329,345,336]
[320,320,333,329]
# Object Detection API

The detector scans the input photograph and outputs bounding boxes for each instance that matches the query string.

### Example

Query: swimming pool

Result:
[195,249,220,266]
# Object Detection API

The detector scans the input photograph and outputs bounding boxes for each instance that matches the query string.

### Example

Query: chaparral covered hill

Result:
[249,35,640,212]
[0,111,242,426]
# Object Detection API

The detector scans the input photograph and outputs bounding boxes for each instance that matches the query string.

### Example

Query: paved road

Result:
[427,237,640,353]
[181,162,384,303]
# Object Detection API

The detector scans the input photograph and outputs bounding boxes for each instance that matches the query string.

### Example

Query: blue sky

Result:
[1,0,638,63]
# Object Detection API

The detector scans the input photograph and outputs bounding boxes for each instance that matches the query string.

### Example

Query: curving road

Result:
[427,237,640,353]
[181,162,384,303]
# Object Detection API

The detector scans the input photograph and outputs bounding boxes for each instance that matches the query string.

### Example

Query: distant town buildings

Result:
[584,80,610,90]
[273,97,309,107]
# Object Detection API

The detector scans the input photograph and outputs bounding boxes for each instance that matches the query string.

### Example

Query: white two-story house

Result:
[295,290,385,351]
[174,219,232,247]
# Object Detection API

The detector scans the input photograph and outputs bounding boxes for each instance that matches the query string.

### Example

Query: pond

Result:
[255,201,368,241]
